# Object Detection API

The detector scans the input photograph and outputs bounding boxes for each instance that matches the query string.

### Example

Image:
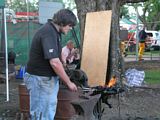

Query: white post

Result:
[26,0,30,48]
[136,7,139,61]
[26,0,29,21]
[4,8,9,101]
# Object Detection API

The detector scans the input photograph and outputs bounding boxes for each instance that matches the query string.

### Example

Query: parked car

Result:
[146,30,160,50]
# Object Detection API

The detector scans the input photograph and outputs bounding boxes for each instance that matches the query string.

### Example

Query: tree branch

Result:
[122,0,148,3]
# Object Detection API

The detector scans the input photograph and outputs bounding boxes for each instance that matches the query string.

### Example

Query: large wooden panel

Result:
[81,11,112,87]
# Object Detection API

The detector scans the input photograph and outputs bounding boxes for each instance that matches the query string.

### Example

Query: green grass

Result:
[145,70,160,84]
[126,51,160,56]
[144,51,160,55]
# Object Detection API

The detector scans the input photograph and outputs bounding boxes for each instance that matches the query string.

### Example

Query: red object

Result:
[16,12,38,16]
[126,32,136,45]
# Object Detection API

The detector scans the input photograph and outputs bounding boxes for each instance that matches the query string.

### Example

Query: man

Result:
[23,9,77,120]
[61,40,79,65]
[138,27,148,61]
[119,40,127,57]
[8,50,16,64]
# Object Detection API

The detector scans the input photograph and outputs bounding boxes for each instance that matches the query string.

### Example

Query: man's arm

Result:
[49,58,77,91]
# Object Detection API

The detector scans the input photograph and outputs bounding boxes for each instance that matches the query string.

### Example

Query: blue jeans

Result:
[24,73,59,120]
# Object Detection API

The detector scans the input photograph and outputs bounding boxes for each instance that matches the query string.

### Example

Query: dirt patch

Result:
[102,60,160,120]
[124,60,160,71]
[0,61,160,120]
[103,85,160,120]
[0,79,22,120]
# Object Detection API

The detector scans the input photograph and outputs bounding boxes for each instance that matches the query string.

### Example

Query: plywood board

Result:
[81,11,112,87]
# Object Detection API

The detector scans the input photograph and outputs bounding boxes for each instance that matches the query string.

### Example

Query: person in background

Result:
[119,27,128,57]
[23,9,77,120]
[138,27,148,61]
[61,40,80,66]
[119,40,127,57]
[8,49,16,64]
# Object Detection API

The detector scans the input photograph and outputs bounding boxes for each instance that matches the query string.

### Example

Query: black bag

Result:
[138,30,147,40]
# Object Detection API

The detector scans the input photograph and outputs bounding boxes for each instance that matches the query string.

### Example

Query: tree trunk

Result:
[75,0,147,84]
[75,0,97,47]
[107,0,122,83]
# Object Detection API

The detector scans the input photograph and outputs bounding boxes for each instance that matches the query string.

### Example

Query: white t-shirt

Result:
[61,46,74,64]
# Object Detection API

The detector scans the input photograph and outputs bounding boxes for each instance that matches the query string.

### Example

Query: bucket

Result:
[19,83,30,113]
[55,85,81,120]
[16,66,26,79]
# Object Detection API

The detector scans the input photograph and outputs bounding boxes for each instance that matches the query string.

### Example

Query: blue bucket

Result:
[16,66,26,79]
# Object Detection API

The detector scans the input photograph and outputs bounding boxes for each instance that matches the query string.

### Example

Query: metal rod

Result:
[71,27,81,49]
[136,7,139,61]
[4,8,9,102]
[117,93,121,119]
[26,0,30,49]
[132,86,160,90]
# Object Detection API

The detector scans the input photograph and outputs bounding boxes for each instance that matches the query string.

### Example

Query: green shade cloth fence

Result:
[0,21,80,65]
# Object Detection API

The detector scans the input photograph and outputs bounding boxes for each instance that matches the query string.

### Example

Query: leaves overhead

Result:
[127,0,160,30]
[7,0,38,12]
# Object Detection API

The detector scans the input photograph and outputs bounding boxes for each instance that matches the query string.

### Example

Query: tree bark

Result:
[122,0,147,3]
[107,0,122,83]
[75,0,97,46]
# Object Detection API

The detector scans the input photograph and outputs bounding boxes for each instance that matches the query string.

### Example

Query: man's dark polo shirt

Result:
[26,20,62,76]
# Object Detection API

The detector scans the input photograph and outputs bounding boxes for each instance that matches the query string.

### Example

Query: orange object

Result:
[107,76,117,87]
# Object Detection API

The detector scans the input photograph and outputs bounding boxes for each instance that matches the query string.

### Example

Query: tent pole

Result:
[136,7,139,61]
[4,8,9,101]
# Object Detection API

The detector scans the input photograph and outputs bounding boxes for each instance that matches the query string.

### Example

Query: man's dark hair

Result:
[53,9,77,27]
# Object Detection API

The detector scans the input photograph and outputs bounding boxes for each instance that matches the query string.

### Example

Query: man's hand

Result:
[67,81,78,92]
[70,48,78,55]
[63,63,67,68]
[50,58,77,92]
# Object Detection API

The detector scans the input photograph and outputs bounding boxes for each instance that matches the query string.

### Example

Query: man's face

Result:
[69,43,74,50]
[60,25,72,34]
